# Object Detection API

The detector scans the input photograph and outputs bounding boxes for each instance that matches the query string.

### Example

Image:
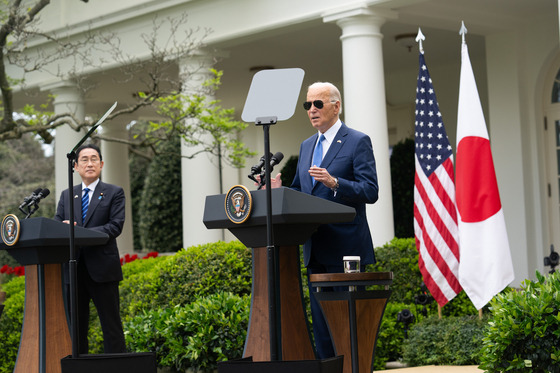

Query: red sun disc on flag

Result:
[456,136,502,222]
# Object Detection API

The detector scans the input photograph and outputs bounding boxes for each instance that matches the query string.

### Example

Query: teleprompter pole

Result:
[256,116,281,361]
[66,102,117,358]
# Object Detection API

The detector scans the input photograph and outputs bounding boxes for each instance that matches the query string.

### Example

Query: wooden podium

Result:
[0,217,108,373]
[203,187,356,362]
[309,272,393,373]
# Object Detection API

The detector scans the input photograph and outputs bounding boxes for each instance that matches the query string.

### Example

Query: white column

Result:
[101,120,134,254]
[179,55,223,247]
[324,6,397,245]
[42,81,85,200]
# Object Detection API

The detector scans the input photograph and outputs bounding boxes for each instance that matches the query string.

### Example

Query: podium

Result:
[0,217,108,373]
[203,187,355,362]
[309,272,393,373]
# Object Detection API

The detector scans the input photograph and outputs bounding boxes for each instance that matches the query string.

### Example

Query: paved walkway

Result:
[376,366,483,372]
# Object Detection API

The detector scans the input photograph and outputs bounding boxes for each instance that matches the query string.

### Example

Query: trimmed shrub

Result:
[390,138,415,238]
[373,301,413,370]
[280,155,298,186]
[368,238,422,304]
[119,255,170,318]
[155,241,252,308]
[125,292,250,372]
[0,276,25,373]
[402,316,485,366]
[138,135,183,253]
[368,238,483,368]
[479,271,560,372]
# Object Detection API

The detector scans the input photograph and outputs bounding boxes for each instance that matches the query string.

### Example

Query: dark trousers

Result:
[67,260,126,354]
[307,263,366,359]
[307,264,343,359]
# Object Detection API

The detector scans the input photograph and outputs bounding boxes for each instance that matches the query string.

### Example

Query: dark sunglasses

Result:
[303,100,335,110]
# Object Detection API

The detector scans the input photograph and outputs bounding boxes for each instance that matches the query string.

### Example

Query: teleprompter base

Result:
[60,352,156,373]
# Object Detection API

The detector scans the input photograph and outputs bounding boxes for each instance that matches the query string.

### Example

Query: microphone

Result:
[18,188,43,210]
[270,152,284,169]
[250,153,272,175]
[27,188,50,207]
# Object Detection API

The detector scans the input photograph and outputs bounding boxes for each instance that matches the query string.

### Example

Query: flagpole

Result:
[413,27,461,309]
[459,21,467,44]
[415,28,425,54]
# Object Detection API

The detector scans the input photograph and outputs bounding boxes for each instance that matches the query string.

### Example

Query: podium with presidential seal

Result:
[0,216,108,373]
[203,187,356,372]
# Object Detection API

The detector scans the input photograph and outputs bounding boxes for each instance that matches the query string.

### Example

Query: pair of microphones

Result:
[18,187,50,218]
[248,152,284,189]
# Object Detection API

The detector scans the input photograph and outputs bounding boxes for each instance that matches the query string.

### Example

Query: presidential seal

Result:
[225,185,252,224]
[1,214,20,246]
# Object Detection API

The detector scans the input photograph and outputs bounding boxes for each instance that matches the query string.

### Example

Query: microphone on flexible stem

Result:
[258,152,284,190]
[270,152,284,169]
[18,188,42,211]
[27,188,50,207]
[21,188,51,219]
[248,153,272,184]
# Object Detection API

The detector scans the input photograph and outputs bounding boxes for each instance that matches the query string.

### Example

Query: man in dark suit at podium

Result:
[55,143,127,354]
[270,82,379,359]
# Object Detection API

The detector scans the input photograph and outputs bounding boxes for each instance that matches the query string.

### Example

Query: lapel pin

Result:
[74,195,79,198]
[337,140,342,143]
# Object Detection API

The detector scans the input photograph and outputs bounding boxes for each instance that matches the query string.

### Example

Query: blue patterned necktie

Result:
[312,134,325,185]
[82,188,90,223]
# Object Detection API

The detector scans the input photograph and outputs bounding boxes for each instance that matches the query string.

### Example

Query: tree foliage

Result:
[0,133,54,218]
[0,2,253,169]
[390,138,414,238]
[138,135,183,252]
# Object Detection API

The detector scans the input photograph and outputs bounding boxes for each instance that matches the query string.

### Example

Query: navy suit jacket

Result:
[55,181,125,283]
[291,122,379,267]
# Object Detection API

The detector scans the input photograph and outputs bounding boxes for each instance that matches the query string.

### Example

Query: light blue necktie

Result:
[312,134,325,185]
[82,188,90,223]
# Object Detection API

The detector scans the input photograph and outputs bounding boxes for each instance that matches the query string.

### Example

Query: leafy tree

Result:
[0,133,54,219]
[138,135,182,252]
[0,2,253,169]
[390,138,415,238]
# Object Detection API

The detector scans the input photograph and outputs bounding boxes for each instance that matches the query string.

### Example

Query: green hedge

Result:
[402,316,485,366]
[125,292,249,371]
[369,238,483,369]
[0,241,253,372]
[0,276,25,373]
[479,271,560,372]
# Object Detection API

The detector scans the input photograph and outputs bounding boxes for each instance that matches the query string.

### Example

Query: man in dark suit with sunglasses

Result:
[271,82,379,359]
[55,143,127,354]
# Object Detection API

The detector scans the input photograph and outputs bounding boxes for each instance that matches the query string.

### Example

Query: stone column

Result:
[178,54,223,247]
[101,119,134,254]
[324,6,397,245]
[42,81,85,201]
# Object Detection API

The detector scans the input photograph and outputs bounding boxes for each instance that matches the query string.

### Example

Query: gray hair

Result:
[308,82,342,114]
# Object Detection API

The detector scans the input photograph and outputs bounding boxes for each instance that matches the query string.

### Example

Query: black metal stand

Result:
[256,116,281,361]
[65,102,117,358]
[239,67,305,362]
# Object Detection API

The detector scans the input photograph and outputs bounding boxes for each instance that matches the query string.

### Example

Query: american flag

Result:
[414,52,462,307]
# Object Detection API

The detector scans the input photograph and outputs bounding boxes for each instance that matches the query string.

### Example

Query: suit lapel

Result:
[310,123,349,192]
[321,124,348,169]
[72,185,83,225]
